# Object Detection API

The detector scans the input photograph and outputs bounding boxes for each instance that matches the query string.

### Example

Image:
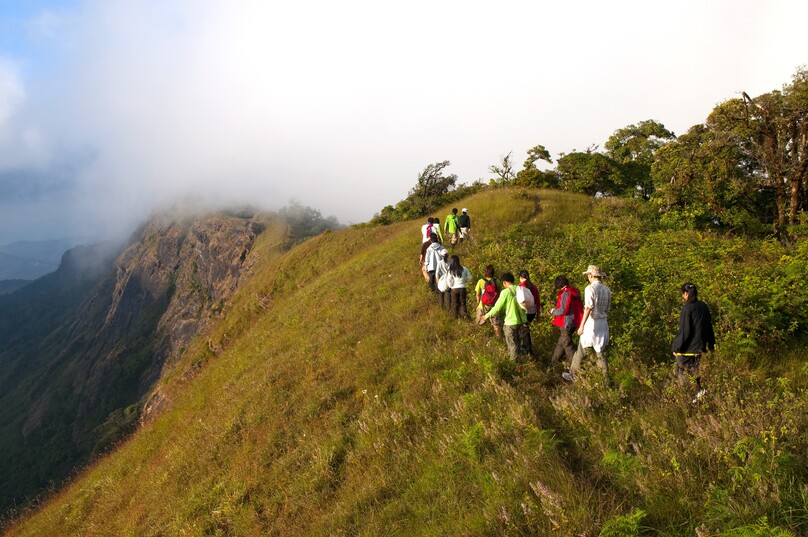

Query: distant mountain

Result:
[0,237,95,280]
[0,280,30,295]
[0,251,54,281]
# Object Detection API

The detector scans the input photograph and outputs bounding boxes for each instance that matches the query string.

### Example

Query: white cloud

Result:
[1,0,808,243]
[0,57,23,127]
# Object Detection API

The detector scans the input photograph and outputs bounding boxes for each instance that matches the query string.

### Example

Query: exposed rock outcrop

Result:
[19,212,266,442]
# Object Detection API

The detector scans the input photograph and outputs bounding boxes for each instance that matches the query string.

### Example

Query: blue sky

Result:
[1,1,808,245]
[0,1,73,70]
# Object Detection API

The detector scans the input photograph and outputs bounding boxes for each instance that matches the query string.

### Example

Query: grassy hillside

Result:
[5,189,808,536]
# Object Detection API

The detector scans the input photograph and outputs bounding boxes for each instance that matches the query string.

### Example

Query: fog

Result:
[1,0,807,244]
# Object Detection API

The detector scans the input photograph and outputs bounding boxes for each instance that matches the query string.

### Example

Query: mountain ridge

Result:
[5,188,808,536]
[0,237,96,281]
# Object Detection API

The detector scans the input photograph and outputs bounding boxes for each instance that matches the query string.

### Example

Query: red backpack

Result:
[570,288,584,328]
[481,278,499,306]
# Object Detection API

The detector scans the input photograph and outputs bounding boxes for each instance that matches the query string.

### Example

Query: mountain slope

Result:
[0,212,275,517]
[5,189,808,536]
[0,238,93,280]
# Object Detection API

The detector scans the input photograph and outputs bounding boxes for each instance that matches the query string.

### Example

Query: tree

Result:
[409,160,458,201]
[514,144,559,188]
[605,120,675,198]
[523,144,553,170]
[488,152,516,184]
[556,149,623,196]
[704,68,808,233]
[650,124,770,231]
[370,160,462,224]
[278,201,342,239]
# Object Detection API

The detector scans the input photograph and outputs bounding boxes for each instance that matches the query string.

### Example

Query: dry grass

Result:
[6,188,808,537]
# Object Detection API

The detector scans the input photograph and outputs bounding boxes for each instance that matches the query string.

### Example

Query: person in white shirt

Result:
[421,217,436,243]
[423,235,444,292]
[447,255,473,319]
[563,265,611,384]
[435,249,451,309]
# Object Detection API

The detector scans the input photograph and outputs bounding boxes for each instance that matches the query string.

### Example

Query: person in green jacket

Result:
[480,272,527,360]
[444,208,459,245]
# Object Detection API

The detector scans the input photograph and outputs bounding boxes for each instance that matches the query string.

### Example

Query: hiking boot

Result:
[561,371,574,383]
[692,388,707,404]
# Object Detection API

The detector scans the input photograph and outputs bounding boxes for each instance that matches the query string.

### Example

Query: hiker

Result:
[475,265,502,336]
[447,255,473,319]
[480,272,527,360]
[458,208,471,243]
[421,217,435,243]
[563,265,611,384]
[445,208,460,245]
[432,217,444,243]
[672,282,715,403]
[435,248,452,309]
[550,275,583,365]
[518,271,541,323]
[517,270,540,355]
[422,234,444,292]
[418,235,433,282]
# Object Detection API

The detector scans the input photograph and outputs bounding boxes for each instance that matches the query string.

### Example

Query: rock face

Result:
[110,214,263,389]
[0,211,266,513]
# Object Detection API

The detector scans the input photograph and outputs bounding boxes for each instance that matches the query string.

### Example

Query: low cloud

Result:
[1,1,807,244]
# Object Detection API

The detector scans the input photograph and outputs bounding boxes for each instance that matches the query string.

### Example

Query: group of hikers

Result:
[418,208,716,403]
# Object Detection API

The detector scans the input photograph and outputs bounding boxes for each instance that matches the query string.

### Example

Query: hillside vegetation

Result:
[5,189,808,536]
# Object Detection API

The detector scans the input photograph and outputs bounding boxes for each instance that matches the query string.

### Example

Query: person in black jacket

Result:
[457,208,471,243]
[672,282,715,402]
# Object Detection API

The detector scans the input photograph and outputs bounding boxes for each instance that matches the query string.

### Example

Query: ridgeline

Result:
[4,189,808,536]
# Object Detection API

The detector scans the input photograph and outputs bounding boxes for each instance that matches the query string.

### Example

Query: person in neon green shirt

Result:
[444,208,459,245]
[480,272,527,360]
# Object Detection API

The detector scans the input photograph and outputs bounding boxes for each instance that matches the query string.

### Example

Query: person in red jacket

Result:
[550,275,583,365]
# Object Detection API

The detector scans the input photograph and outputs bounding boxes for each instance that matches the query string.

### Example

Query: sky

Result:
[0,1,807,244]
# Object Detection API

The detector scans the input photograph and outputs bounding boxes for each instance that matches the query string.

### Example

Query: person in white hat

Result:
[562,265,611,384]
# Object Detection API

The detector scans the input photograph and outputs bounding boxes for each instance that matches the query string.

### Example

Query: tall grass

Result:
[6,189,808,536]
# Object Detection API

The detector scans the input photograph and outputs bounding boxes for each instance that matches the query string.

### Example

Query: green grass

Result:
[5,188,808,536]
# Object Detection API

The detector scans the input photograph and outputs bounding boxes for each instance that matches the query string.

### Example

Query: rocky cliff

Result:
[0,210,270,514]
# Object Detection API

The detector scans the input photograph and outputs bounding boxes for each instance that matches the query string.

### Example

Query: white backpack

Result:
[516,285,536,313]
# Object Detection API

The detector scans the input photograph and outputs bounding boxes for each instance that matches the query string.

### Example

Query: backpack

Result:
[570,289,584,328]
[425,223,434,240]
[516,285,535,312]
[481,278,498,306]
[437,270,451,292]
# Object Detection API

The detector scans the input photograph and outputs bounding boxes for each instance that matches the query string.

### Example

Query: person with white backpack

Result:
[516,270,539,355]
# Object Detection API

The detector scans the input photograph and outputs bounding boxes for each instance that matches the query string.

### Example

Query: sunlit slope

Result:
[9,188,808,536]
[7,189,599,535]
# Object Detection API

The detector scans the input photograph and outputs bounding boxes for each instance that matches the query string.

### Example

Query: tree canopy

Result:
[369,67,808,239]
